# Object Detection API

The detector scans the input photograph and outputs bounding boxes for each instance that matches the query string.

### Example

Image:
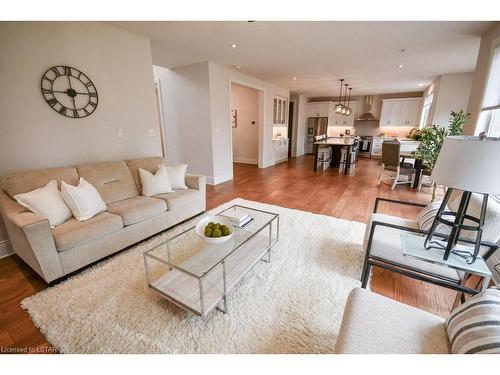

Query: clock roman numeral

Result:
[43,76,54,83]
[47,98,57,107]
[59,107,66,115]
[88,100,97,108]
[85,81,94,88]
[89,92,97,98]
[42,88,53,94]
[64,66,71,76]
[73,109,79,118]
[51,67,61,77]
[83,108,90,116]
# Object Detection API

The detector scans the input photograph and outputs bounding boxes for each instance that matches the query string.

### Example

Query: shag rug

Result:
[22,198,366,353]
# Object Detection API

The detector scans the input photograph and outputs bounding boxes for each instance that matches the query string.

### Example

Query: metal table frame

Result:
[361,197,498,301]
[143,204,279,319]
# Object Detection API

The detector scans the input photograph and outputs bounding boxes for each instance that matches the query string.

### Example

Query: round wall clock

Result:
[41,65,98,118]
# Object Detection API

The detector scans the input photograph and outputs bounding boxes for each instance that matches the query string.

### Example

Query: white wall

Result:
[290,94,308,157]
[230,83,259,164]
[0,22,161,176]
[0,22,161,256]
[431,73,474,128]
[465,22,500,135]
[153,63,215,178]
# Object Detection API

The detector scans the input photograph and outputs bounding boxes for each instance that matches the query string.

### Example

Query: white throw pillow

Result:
[167,164,188,190]
[139,165,173,197]
[61,177,106,221]
[14,180,72,228]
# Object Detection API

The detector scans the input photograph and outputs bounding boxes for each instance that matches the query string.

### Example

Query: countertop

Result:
[314,137,358,145]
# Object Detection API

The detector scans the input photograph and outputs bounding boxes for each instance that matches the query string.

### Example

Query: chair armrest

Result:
[0,190,63,283]
[366,220,498,261]
[373,197,427,213]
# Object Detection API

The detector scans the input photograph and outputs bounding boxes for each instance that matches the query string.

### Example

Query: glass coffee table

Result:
[143,205,279,319]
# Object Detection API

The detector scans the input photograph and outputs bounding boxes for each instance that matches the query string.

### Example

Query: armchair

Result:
[361,197,499,300]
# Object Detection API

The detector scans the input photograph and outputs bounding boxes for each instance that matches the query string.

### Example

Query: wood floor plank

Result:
[0,155,457,352]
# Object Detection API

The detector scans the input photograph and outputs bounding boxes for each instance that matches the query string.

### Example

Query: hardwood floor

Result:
[0,155,456,352]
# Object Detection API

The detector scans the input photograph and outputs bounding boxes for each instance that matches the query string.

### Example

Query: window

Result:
[419,93,433,127]
[477,45,500,136]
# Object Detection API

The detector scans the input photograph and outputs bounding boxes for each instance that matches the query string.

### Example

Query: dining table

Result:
[400,151,424,189]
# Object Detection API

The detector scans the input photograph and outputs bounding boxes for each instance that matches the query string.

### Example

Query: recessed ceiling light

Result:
[232,65,241,70]
[292,76,297,80]
[231,43,237,49]
[400,48,407,53]
[398,64,404,69]
[418,82,425,87]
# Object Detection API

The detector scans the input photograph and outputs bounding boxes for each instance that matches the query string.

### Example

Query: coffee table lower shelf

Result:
[149,235,271,317]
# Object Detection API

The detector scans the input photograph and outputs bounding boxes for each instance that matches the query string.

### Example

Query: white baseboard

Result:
[233,157,258,165]
[206,173,233,185]
[0,240,13,259]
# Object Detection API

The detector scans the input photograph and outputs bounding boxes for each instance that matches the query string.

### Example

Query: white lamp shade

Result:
[431,136,500,194]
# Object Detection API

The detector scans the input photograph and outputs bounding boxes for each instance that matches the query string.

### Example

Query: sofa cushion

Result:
[1,166,79,199]
[154,189,202,210]
[126,157,167,193]
[335,288,449,354]
[107,196,167,226]
[76,161,138,204]
[51,212,123,252]
[364,213,460,282]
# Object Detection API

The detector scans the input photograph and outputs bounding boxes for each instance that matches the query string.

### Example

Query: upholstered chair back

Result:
[382,141,401,167]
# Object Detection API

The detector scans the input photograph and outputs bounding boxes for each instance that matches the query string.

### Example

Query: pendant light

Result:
[340,83,348,115]
[345,88,352,116]
[334,79,344,113]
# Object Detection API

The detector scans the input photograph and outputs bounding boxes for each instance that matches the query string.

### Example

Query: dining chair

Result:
[377,140,416,190]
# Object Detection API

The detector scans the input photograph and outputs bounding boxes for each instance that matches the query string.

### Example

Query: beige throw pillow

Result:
[139,165,173,197]
[167,164,188,190]
[14,180,72,228]
[61,177,106,221]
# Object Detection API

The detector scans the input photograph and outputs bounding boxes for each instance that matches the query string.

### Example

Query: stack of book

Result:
[219,212,253,228]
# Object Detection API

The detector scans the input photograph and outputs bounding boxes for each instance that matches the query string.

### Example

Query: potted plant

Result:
[415,110,469,198]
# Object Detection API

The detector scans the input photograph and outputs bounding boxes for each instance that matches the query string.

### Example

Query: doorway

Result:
[230,83,261,166]
[288,101,294,159]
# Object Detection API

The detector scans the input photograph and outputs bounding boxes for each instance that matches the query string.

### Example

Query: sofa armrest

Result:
[0,190,63,283]
[185,174,206,194]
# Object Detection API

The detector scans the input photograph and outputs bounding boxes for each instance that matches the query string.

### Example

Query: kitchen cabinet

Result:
[307,102,332,117]
[273,138,289,163]
[329,101,358,127]
[379,98,422,127]
[273,97,288,125]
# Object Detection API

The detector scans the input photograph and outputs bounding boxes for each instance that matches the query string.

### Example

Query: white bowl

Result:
[195,216,234,244]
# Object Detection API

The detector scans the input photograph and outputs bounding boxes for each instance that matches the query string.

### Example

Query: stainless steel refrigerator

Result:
[306,117,328,154]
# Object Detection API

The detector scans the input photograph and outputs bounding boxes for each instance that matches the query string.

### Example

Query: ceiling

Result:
[112,21,494,97]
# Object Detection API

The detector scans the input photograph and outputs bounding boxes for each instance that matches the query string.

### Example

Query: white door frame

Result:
[228,78,266,180]
[154,79,167,157]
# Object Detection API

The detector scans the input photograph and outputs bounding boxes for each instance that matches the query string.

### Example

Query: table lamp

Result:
[425,135,500,263]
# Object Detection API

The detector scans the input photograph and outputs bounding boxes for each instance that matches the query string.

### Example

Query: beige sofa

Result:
[335,288,450,353]
[0,157,206,283]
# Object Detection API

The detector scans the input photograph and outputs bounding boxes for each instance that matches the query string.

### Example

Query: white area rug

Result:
[22,198,366,353]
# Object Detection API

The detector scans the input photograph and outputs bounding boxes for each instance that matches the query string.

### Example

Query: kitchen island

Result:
[313,137,359,174]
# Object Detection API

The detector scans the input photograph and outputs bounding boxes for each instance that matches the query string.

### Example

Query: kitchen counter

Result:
[314,136,359,146]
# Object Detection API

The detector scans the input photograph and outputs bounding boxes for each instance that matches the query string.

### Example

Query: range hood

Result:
[356,95,379,122]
